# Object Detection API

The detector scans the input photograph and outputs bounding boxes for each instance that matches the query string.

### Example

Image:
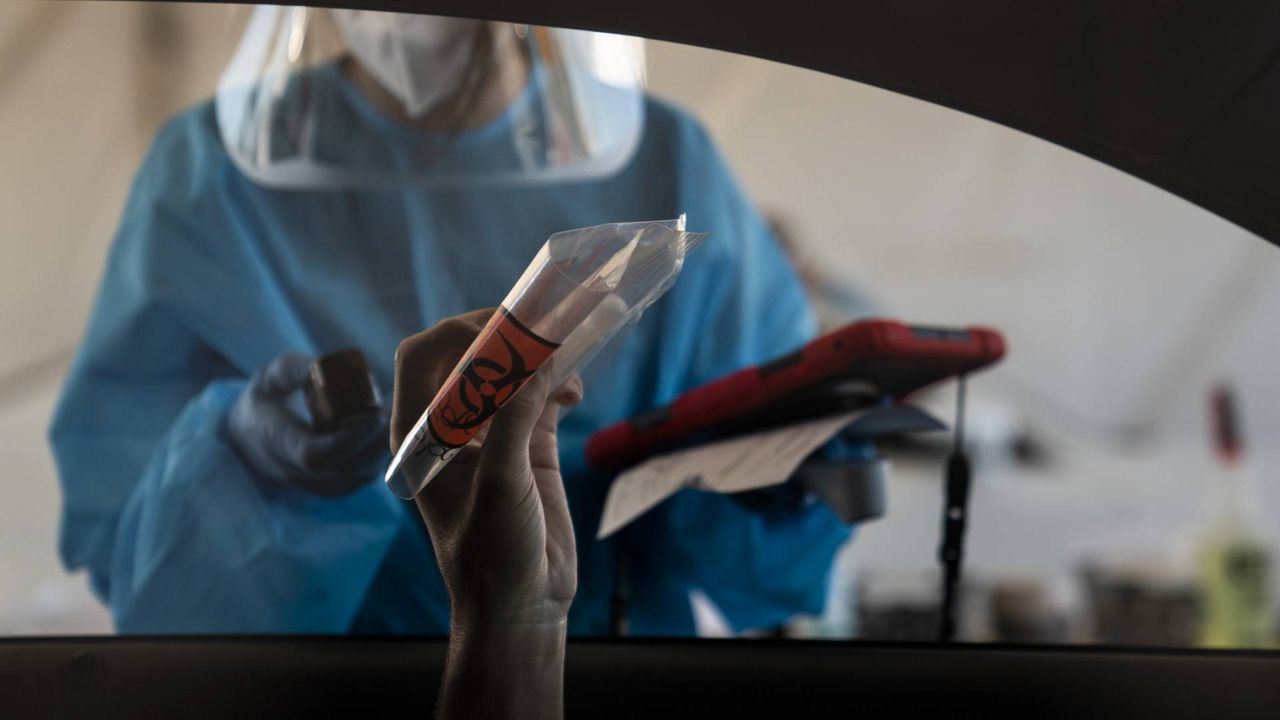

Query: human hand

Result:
[393,310,582,720]
[391,309,583,629]
[228,352,386,497]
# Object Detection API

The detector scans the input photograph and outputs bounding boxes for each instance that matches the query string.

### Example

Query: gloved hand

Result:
[228,352,387,497]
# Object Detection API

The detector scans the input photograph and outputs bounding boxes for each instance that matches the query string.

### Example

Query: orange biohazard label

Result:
[424,307,560,450]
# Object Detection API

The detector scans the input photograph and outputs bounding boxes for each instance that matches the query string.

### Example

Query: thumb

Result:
[256,353,313,397]
[476,370,551,490]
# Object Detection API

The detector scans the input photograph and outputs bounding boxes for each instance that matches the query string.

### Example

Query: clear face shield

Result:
[215,6,647,190]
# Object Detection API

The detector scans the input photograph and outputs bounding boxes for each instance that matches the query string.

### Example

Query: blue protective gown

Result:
[49,62,850,635]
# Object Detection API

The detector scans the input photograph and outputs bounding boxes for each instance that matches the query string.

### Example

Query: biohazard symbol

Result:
[441,330,532,430]
[426,309,559,449]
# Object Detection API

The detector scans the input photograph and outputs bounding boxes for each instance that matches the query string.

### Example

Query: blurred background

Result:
[3,1,1279,644]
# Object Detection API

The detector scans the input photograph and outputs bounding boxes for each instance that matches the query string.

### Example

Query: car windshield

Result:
[3,1,1277,649]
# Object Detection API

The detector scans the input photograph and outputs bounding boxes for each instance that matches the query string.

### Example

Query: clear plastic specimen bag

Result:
[385,217,706,499]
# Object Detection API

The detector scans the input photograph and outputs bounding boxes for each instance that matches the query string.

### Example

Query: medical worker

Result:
[49,7,850,634]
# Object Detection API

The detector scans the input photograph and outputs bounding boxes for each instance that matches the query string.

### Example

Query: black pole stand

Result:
[609,530,631,637]
[938,376,971,642]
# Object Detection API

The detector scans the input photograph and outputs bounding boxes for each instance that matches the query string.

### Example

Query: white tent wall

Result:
[646,39,1280,445]
[0,1,232,632]
[1,3,1277,635]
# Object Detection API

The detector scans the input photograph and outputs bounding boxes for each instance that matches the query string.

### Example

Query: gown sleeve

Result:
[48,110,400,633]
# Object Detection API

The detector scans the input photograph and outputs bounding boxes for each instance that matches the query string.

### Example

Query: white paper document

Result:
[597,410,863,539]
